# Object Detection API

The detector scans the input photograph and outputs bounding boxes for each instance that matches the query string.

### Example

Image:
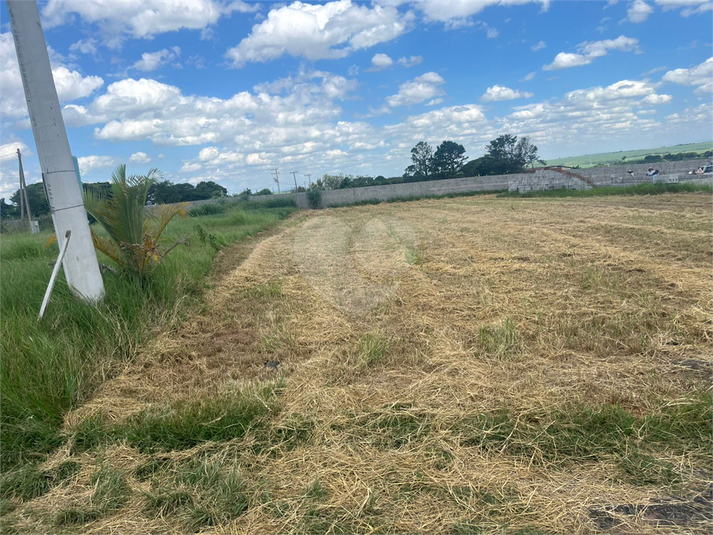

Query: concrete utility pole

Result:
[17,149,34,232]
[271,168,281,194]
[306,173,312,185]
[8,0,104,301]
[290,171,298,191]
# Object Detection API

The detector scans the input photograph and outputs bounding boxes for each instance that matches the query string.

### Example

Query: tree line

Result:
[310,134,546,191]
[0,179,234,220]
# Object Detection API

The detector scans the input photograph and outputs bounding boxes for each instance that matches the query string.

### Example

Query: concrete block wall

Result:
[295,174,510,208]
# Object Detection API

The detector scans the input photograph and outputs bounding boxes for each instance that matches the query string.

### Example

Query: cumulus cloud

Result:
[543,35,639,70]
[398,55,424,67]
[0,32,104,119]
[410,0,549,23]
[129,151,151,164]
[225,0,412,66]
[77,155,117,176]
[662,57,713,94]
[386,72,446,107]
[623,0,654,23]
[480,85,533,102]
[42,0,257,44]
[132,47,181,71]
[69,38,98,55]
[370,53,394,70]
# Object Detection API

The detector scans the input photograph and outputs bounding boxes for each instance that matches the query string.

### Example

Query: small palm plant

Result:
[83,165,188,276]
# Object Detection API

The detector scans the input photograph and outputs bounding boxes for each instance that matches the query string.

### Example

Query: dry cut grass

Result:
[2,193,711,535]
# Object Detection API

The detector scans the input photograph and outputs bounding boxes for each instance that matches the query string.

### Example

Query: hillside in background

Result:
[541,142,713,169]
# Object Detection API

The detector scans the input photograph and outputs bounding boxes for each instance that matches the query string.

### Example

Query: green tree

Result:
[10,182,50,217]
[0,198,18,219]
[316,174,344,190]
[192,181,227,200]
[83,165,188,276]
[405,141,434,179]
[515,136,545,168]
[432,140,468,178]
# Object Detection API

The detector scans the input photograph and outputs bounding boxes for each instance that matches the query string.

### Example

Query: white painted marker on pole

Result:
[8,0,105,302]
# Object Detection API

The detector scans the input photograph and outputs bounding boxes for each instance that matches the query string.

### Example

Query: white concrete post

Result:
[8,0,104,301]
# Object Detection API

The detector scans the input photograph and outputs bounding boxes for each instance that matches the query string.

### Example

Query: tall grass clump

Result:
[0,193,296,470]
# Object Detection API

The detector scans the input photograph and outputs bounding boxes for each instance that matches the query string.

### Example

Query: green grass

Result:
[141,457,251,532]
[457,392,711,485]
[71,381,282,454]
[501,182,713,198]
[54,464,129,525]
[0,201,295,470]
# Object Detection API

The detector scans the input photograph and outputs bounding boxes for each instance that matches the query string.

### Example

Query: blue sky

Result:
[0,0,711,196]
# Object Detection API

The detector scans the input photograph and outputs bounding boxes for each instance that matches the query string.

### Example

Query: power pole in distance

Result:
[290,171,298,191]
[17,149,33,232]
[8,0,104,300]
[306,173,312,185]
[271,168,280,194]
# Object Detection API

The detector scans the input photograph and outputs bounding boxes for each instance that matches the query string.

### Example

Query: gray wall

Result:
[293,158,711,208]
[294,174,510,209]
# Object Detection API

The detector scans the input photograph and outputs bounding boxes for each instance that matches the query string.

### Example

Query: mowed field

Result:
[3,193,711,534]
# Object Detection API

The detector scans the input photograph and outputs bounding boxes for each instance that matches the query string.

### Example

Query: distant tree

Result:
[0,198,18,219]
[192,181,227,200]
[515,136,545,168]
[317,174,344,190]
[10,182,50,216]
[405,141,434,179]
[432,140,468,178]
[483,134,523,174]
[257,188,272,195]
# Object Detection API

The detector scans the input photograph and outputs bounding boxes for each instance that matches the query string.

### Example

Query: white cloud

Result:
[531,40,546,51]
[371,53,394,70]
[543,35,639,70]
[129,151,151,164]
[0,141,30,162]
[623,0,654,22]
[543,52,592,70]
[77,155,117,176]
[398,55,424,67]
[486,28,499,38]
[410,0,549,23]
[0,33,104,119]
[662,57,713,92]
[69,38,98,55]
[520,71,537,82]
[653,0,712,17]
[93,78,183,114]
[386,72,446,107]
[42,0,257,44]
[642,93,672,104]
[225,0,412,66]
[480,85,533,101]
[132,47,181,71]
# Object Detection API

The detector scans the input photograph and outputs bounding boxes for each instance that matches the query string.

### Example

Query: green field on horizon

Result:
[540,141,713,168]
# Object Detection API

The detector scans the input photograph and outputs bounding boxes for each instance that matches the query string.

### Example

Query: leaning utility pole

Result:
[17,148,33,232]
[290,171,298,191]
[8,0,104,301]
[271,168,281,194]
